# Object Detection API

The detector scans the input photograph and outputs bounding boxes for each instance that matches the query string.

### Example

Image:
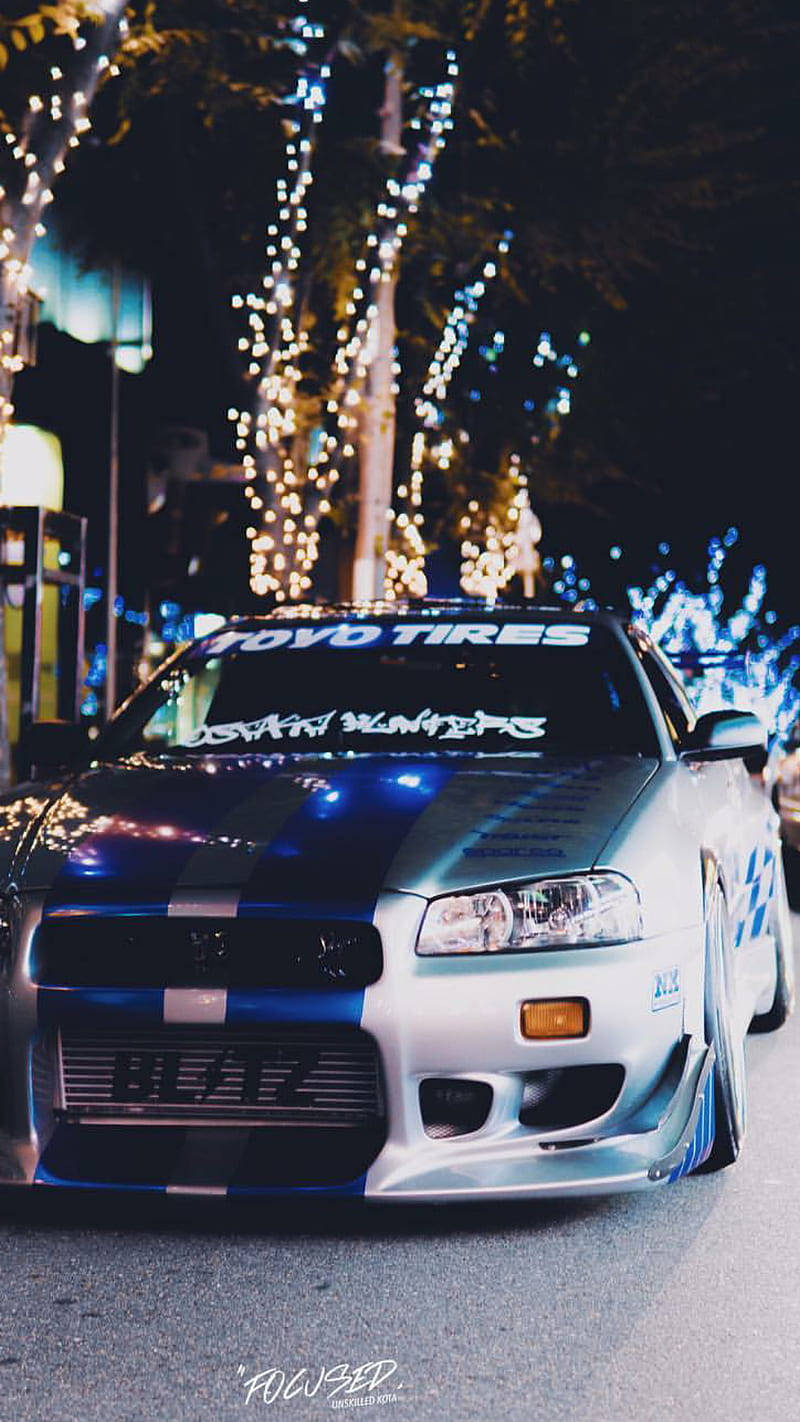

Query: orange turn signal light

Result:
[520,998,589,1040]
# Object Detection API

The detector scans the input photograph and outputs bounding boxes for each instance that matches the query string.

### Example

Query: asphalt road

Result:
[1,921,799,1422]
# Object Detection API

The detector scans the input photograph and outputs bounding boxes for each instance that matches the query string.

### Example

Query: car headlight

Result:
[416,873,642,956]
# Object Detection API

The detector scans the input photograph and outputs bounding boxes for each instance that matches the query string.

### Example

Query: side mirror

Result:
[20,720,91,778]
[680,710,767,768]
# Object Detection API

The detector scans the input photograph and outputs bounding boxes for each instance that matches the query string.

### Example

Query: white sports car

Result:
[0,603,793,1201]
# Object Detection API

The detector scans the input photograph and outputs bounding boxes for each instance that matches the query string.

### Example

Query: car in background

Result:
[0,603,793,1202]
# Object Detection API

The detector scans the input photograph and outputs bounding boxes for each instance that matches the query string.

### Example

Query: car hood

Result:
[10,752,659,918]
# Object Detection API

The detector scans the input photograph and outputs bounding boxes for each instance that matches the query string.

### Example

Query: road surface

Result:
[1,919,798,1422]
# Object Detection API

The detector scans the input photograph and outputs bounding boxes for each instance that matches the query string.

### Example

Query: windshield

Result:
[103,619,660,758]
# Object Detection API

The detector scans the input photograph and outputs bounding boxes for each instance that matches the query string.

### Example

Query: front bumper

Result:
[360,892,710,1200]
[0,892,711,1200]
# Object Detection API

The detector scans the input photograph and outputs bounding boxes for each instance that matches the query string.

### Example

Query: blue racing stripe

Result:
[37,986,165,1026]
[35,1122,185,1191]
[226,988,364,1026]
[228,1176,367,1199]
[237,758,457,921]
[42,902,177,920]
[32,1169,362,1197]
[34,1163,167,1193]
[43,761,289,915]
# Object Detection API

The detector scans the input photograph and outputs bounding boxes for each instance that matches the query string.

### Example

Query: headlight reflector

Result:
[418,889,515,956]
[416,873,641,956]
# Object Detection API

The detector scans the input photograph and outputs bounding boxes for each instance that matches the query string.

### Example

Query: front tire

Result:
[750,852,796,1033]
[698,875,747,1173]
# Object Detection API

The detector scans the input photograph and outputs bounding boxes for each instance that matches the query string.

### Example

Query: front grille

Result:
[33,917,382,989]
[57,1026,383,1128]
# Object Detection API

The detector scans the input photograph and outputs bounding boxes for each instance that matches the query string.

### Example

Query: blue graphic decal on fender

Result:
[668,1064,716,1181]
[734,841,776,949]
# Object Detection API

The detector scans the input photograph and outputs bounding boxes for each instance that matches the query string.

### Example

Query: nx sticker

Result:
[652,967,682,1012]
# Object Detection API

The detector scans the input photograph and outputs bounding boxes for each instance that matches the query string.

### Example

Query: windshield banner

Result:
[194,622,592,657]
[181,709,549,748]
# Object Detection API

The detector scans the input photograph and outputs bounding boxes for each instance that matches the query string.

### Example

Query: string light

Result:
[544,531,800,743]
[459,453,542,598]
[233,26,459,598]
[627,536,800,738]
[385,231,513,599]
[458,328,582,598]
[0,2,127,454]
